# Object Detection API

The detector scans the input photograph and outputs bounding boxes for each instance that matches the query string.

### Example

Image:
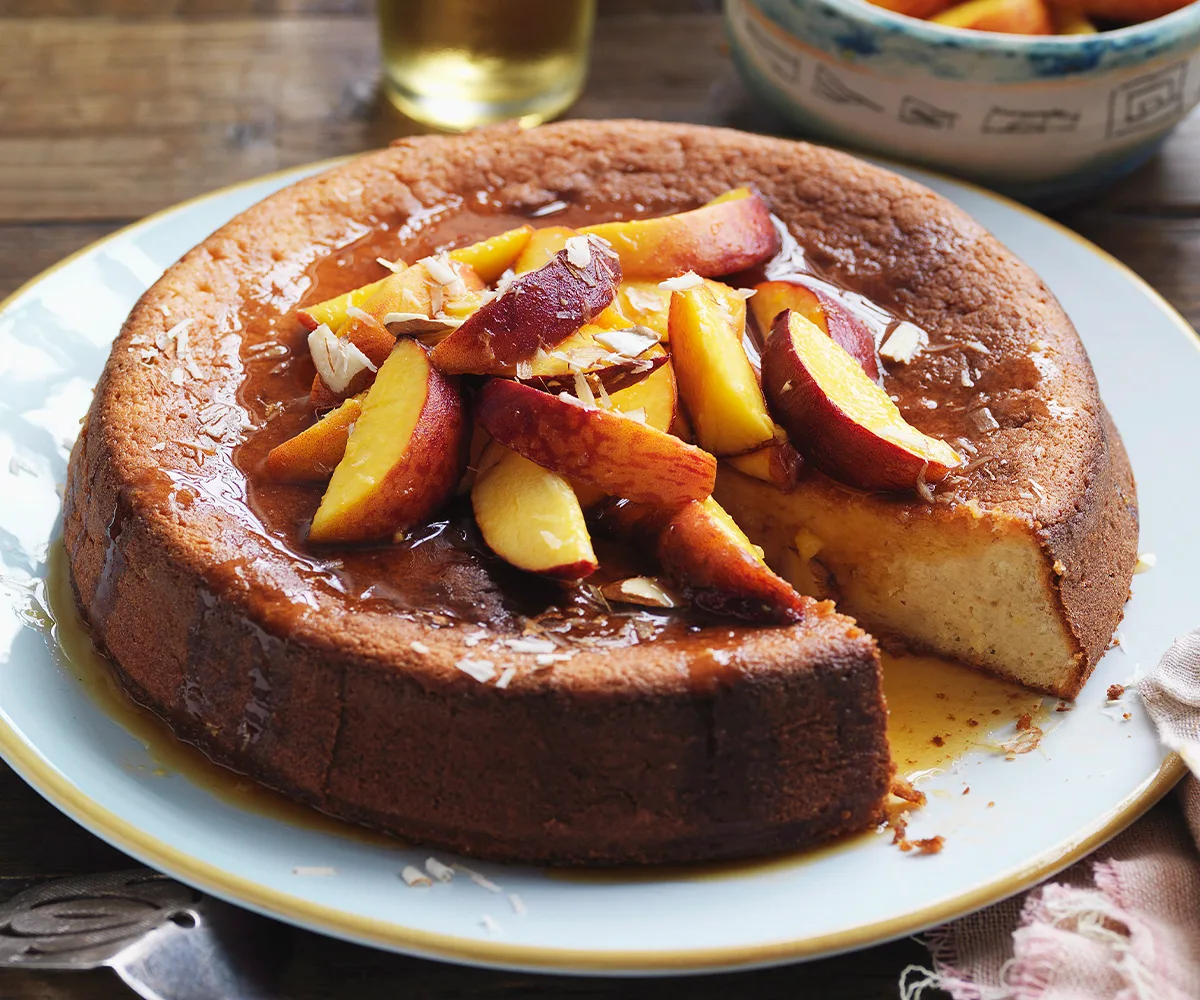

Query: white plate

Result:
[0,158,1193,975]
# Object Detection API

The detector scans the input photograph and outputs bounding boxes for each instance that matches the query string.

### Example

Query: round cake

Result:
[63,120,1137,865]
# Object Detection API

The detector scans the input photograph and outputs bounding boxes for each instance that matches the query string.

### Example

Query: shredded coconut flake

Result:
[508,893,527,916]
[455,657,496,683]
[495,666,517,689]
[401,865,432,887]
[658,271,703,292]
[480,914,501,934]
[377,256,405,273]
[425,857,455,883]
[1134,552,1157,574]
[915,462,934,504]
[345,304,374,324]
[292,866,337,877]
[410,640,430,655]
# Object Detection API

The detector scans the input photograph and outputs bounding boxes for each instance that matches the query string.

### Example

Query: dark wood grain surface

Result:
[1,2,1196,997]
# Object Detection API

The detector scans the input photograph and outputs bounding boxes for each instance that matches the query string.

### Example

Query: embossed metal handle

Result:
[0,869,288,999]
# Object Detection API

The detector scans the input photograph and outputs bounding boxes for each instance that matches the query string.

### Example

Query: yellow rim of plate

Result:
[0,146,1193,973]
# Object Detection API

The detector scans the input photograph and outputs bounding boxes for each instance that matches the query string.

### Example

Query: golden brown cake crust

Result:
[64,120,1134,860]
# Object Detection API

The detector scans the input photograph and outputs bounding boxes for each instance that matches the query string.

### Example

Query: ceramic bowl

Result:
[725,0,1200,203]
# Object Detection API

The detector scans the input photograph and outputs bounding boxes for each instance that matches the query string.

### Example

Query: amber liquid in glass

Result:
[377,0,596,132]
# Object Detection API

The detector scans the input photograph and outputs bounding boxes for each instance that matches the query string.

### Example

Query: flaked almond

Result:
[308,323,377,395]
[454,657,496,683]
[564,234,592,269]
[624,286,665,314]
[592,325,659,357]
[420,252,458,286]
[967,406,1000,435]
[600,576,680,609]
[381,311,463,335]
[880,322,926,364]
[658,271,703,292]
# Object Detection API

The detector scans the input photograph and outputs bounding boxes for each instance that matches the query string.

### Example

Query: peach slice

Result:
[669,284,776,456]
[1049,6,1096,31]
[608,359,678,433]
[865,0,957,16]
[449,226,534,283]
[430,237,622,374]
[475,379,715,506]
[723,426,803,491]
[309,339,468,543]
[931,0,1053,32]
[1063,0,1188,21]
[599,497,808,624]
[298,275,392,332]
[579,188,780,280]
[762,311,961,493]
[471,441,598,580]
[265,394,364,482]
[750,281,880,382]
[514,226,576,274]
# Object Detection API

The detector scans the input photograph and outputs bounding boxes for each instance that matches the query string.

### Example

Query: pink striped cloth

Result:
[906,630,1200,1000]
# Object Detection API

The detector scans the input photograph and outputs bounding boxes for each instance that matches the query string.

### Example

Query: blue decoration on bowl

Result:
[725,0,1200,203]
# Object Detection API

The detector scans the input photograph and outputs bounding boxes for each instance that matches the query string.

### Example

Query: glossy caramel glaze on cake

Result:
[64,120,1135,863]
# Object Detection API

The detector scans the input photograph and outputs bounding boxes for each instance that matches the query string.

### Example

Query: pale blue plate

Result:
[0,159,1193,974]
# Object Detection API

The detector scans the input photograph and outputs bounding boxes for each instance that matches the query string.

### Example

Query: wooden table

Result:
[1,2,1196,997]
